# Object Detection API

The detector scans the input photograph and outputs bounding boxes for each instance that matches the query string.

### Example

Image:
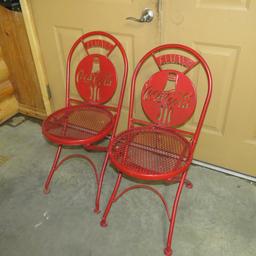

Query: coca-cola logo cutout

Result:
[75,54,117,103]
[141,70,197,127]
[83,39,114,52]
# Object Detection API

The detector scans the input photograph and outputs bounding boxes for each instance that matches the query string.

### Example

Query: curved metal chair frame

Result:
[42,31,128,195]
[97,44,212,255]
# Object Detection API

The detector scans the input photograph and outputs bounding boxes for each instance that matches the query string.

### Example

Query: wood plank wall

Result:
[0,6,46,119]
[0,47,18,123]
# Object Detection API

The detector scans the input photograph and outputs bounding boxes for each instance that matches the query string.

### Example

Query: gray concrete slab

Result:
[0,119,255,256]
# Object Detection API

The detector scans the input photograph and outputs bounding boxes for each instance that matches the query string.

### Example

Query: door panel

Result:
[163,0,256,176]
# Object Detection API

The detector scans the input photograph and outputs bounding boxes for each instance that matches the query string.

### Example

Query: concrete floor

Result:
[0,118,255,256]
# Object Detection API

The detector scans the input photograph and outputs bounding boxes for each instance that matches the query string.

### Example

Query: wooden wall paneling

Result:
[0,47,9,83]
[0,47,18,123]
[0,80,15,100]
[0,6,47,119]
[0,95,19,124]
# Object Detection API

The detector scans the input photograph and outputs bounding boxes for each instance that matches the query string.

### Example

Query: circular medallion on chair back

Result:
[141,70,197,127]
[75,54,117,103]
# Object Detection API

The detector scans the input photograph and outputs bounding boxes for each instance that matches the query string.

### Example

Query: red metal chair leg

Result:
[184,179,193,189]
[43,145,63,194]
[100,173,122,227]
[164,172,187,256]
[94,152,110,213]
[166,177,193,189]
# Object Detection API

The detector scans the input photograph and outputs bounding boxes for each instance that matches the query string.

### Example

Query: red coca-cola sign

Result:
[141,70,197,127]
[75,54,117,103]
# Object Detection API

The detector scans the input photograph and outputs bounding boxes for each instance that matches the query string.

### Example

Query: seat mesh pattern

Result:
[110,126,191,177]
[44,105,113,141]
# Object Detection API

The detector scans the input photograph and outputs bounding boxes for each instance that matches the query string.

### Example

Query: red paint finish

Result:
[75,54,117,103]
[83,39,115,52]
[41,31,128,197]
[98,44,212,255]
[141,70,196,126]
[109,126,191,180]
[155,53,196,68]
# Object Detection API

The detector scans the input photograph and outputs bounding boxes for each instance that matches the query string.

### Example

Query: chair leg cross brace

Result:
[44,146,99,194]
[100,171,189,255]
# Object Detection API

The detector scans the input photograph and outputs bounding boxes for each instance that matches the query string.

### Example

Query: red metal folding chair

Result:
[97,44,212,255]
[42,31,128,195]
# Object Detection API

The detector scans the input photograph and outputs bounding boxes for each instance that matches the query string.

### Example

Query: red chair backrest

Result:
[126,44,212,154]
[65,31,128,113]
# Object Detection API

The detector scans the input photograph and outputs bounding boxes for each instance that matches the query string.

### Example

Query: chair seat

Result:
[109,126,192,180]
[42,104,114,145]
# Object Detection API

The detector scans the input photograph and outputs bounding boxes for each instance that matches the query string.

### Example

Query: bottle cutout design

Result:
[157,72,178,124]
[76,54,117,104]
[90,57,100,101]
[141,70,196,127]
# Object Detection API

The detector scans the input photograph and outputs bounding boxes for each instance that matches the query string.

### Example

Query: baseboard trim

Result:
[19,104,46,119]
[192,160,256,182]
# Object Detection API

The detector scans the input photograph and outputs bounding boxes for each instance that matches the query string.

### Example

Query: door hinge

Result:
[46,84,52,100]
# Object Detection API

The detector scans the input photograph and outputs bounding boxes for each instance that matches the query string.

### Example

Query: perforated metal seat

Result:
[43,105,114,145]
[110,126,191,180]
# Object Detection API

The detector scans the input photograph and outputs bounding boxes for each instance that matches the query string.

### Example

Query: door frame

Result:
[20,0,52,115]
